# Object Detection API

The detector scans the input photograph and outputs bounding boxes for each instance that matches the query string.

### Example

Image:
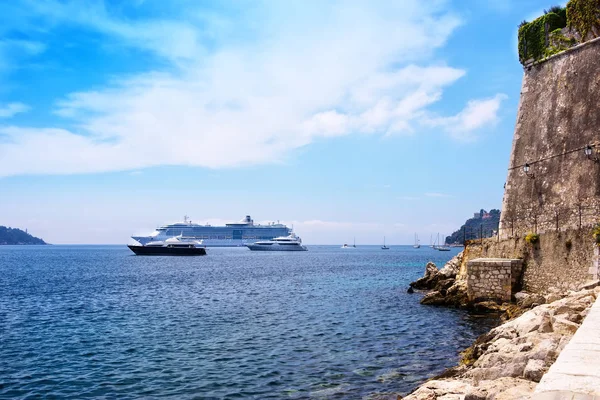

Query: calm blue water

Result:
[0,245,496,399]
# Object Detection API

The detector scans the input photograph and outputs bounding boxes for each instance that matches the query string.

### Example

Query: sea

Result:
[0,245,498,399]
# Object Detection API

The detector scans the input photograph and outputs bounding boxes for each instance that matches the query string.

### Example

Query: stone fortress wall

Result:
[458,37,600,298]
[499,37,600,239]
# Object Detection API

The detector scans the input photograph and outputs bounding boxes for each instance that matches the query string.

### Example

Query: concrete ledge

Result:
[533,296,600,398]
[532,391,597,400]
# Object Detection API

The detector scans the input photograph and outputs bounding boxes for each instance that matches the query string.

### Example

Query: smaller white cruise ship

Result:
[246,233,308,251]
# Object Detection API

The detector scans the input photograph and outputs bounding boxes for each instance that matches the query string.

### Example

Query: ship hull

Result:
[246,244,307,251]
[128,245,207,256]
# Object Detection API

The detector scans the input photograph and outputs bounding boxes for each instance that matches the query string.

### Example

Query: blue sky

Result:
[0,0,555,244]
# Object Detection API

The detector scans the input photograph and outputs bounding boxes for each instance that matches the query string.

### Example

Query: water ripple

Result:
[0,245,497,399]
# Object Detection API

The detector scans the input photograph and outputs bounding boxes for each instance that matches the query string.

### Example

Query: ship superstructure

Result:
[131,215,291,247]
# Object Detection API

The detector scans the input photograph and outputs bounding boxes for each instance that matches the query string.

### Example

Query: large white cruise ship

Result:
[131,215,292,247]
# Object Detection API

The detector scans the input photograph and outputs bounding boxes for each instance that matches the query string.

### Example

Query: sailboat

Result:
[413,233,420,249]
[437,233,451,251]
[381,236,389,250]
[342,237,357,249]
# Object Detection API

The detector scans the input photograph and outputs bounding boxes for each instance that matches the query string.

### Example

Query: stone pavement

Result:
[532,293,600,399]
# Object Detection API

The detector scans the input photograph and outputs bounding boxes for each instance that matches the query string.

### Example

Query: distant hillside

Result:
[446,209,500,244]
[0,226,47,245]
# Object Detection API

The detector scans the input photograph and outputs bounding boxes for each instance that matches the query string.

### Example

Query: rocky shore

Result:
[408,252,468,308]
[398,255,600,399]
[409,252,519,314]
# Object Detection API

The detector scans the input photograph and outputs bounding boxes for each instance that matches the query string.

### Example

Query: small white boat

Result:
[246,233,307,251]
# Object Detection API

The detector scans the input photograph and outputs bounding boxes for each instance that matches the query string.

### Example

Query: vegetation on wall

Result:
[518,8,568,64]
[567,0,600,41]
[525,232,540,245]
[518,1,600,65]
[593,223,600,244]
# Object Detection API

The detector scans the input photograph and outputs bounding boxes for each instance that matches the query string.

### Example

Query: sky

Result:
[0,0,558,244]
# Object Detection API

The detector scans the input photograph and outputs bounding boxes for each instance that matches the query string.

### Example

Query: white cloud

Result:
[22,0,203,62]
[0,102,30,118]
[397,195,420,201]
[0,1,507,177]
[423,94,507,141]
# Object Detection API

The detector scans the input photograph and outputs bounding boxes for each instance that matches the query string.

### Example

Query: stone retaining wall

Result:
[462,229,596,294]
[466,258,521,302]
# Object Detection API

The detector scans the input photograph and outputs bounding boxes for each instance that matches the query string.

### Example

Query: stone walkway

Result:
[532,294,600,399]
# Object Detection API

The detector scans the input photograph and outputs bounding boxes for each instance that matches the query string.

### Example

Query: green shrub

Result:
[519,11,568,63]
[525,232,540,244]
[567,0,600,42]
[593,224,600,244]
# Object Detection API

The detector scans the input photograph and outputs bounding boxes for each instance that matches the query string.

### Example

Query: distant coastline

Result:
[0,226,47,245]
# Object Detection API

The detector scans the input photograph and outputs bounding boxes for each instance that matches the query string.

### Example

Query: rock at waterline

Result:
[402,288,598,400]
[409,252,470,308]
[410,261,441,290]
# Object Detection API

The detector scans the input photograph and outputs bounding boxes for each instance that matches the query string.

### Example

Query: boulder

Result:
[513,292,529,302]
[471,301,505,313]
[443,281,469,307]
[517,342,533,352]
[551,316,579,335]
[410,262,441,290]
[439,252,463,278]
[420,291,447,305]
[478,377,536,400]
[544,293,563,303]
[486,337,513,353]
[464,388,486,400]
[527,338,560,362]
[402,380,472,400]
[537,315,554,333]
[523,359,545,382]
[435,278,456,294]
[504,308,549,334]
[517,293,546,308]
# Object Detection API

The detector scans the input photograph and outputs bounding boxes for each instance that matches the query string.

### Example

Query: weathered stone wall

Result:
[499,37,600,239]
[466,258,519,302]
[462,229,597,294]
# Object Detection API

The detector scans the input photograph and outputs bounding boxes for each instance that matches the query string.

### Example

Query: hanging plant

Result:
[525,232,540,245]
[518,9,569,64]
[592,223,600,244]
[566,0,600,42]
